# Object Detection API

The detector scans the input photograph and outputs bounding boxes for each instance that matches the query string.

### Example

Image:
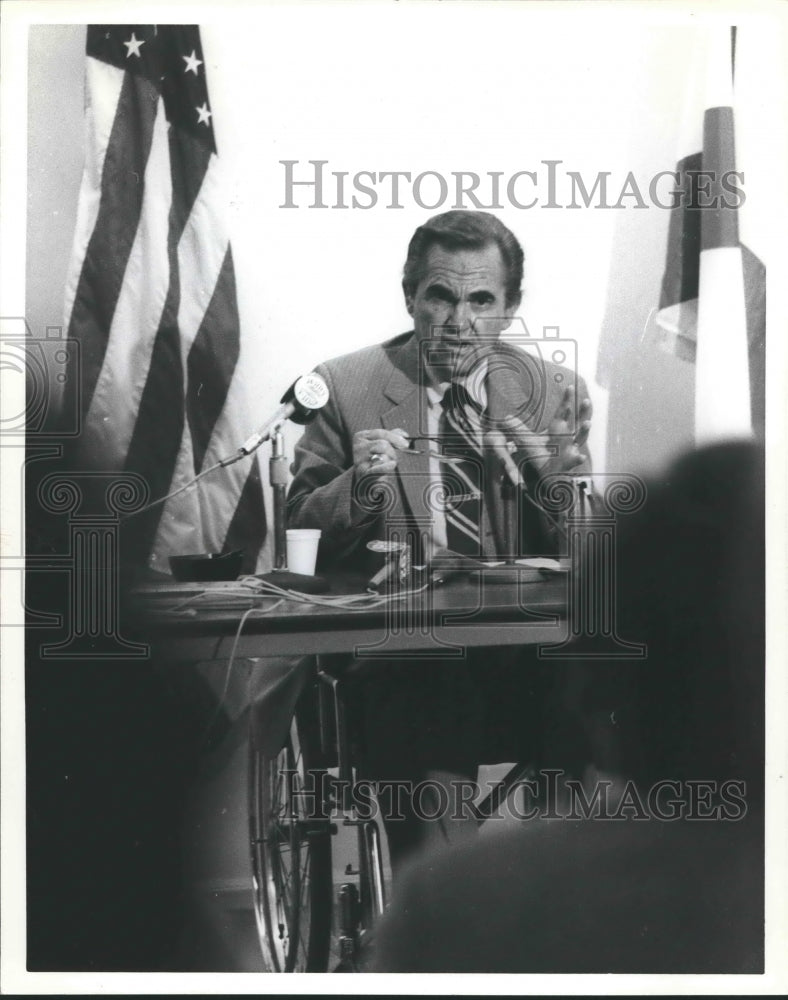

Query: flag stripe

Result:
[221,458,265,575]
[62,59,126,329]
[176,156,230,354]
[123,322,186,557]
[66,67,160,420]
[147,419,206,569]
[695,246,751,443]
[658,151,702,310]
[186,247,240,472]
[741,244,766,432]
[701,106,739,250]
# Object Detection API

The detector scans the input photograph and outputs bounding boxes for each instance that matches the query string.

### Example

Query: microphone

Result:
[366,540,408,592]
[483,430,524,487]
[238,372,329,456]
[279,373,329,425]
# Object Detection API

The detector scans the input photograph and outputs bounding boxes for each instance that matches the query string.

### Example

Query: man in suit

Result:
[287,210,593,867]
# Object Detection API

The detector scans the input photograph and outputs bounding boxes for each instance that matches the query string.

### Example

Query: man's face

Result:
[405,242,519,383]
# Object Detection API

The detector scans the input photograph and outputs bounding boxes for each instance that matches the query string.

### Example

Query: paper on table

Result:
[476,558,566,571]
[516,558,567,571]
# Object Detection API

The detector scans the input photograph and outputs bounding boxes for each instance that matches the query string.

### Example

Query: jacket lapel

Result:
[380,336,434,529]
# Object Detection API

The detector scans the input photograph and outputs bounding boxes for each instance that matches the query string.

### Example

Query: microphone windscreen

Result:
[280,372,330,424]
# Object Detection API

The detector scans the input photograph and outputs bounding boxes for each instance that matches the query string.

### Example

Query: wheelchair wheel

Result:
[249,700,333,972]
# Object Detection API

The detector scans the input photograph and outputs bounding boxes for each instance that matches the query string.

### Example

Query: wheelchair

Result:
[247,653,539,972]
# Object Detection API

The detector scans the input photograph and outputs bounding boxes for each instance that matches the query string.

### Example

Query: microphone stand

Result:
[502,472,518,565]
[498,437,520,565]
[269,426,289,569]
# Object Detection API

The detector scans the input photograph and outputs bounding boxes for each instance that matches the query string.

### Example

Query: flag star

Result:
[123,32,145,58]
[196,102,212,126]
[183,50,203,75]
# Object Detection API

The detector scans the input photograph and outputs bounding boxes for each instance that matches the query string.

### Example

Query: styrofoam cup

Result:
[286,529,322,576]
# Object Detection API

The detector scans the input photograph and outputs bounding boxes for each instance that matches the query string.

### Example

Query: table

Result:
[132,567,569,660]
[123,566,575,972]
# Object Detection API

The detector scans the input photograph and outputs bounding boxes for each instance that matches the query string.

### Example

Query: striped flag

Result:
[63,25,265,574]
[655,25,766,444]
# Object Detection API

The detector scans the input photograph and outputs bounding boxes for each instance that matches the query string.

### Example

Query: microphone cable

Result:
[119,372,328,522]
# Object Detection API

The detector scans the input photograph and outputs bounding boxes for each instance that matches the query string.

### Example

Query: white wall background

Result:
[24,4,746,498]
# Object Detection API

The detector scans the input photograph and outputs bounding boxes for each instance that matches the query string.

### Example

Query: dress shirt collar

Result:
[425,360,489,409]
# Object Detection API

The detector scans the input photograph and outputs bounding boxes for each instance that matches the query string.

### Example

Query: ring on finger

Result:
[370,452,384,464]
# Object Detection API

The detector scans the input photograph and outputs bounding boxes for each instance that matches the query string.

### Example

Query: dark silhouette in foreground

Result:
[374,442,764,973]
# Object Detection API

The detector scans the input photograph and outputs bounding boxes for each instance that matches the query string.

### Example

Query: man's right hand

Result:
[352,428,410,478]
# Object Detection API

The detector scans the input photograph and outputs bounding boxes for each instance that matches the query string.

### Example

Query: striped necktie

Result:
[440,382,484,556]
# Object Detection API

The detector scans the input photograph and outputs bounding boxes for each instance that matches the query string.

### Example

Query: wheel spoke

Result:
[250,710,331,972]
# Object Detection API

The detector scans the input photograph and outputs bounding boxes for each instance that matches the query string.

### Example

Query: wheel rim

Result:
[250,718,319,972]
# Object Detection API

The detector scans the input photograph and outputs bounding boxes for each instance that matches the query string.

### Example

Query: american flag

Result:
[63,25,265,574]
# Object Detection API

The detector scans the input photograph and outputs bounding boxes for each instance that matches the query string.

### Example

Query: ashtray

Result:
[169,550,244,582]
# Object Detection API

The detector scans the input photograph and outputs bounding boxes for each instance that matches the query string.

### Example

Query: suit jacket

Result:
[287,331,591,574]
